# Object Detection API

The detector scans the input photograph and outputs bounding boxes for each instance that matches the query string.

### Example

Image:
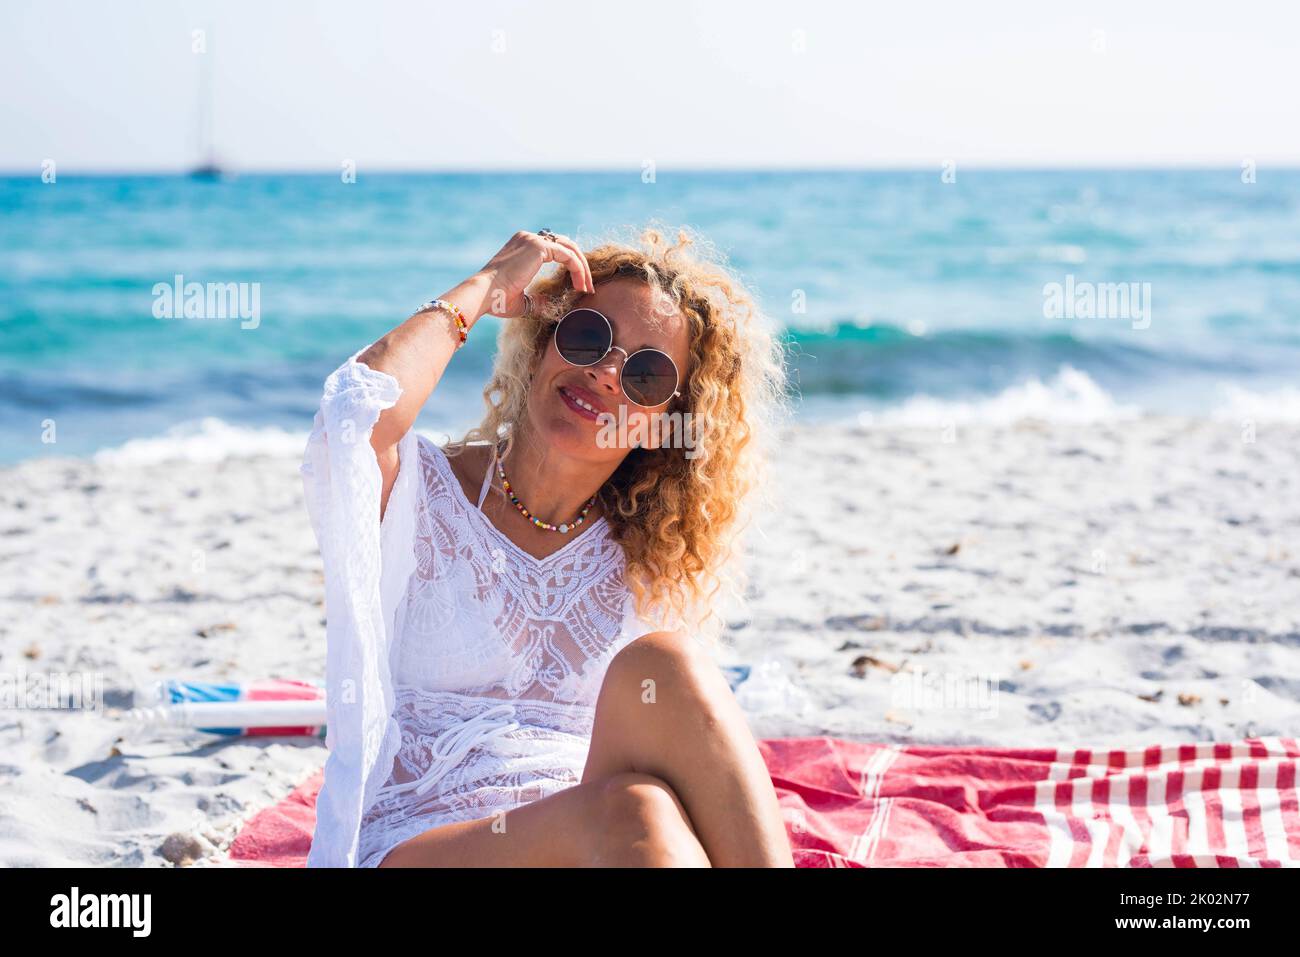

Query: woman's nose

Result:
[584,361,620,393]
[585,350,625,393]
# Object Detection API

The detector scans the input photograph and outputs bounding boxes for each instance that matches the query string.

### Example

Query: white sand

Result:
[1,416,1297,866]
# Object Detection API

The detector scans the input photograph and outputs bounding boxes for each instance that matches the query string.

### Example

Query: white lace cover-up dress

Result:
[301,349,663,867]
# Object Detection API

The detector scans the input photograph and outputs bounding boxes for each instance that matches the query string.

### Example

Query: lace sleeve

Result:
[300,347,421,867]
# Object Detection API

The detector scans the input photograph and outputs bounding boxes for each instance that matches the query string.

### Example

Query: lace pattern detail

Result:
[356,690,596,867]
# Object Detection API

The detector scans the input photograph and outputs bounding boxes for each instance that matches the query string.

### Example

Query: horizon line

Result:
[4,161,1298,177]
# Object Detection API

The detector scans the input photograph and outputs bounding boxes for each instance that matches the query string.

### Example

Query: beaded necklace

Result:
[495,447,598,534]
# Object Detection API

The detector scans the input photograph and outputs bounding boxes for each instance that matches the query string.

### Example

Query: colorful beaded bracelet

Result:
[417,298,469,348]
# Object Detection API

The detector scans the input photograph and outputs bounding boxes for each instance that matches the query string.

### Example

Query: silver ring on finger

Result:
[537,228,558,241]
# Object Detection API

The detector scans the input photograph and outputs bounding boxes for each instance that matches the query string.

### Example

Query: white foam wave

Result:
[89,418,474,467]
[1210,384,1300,422]
[856,366,1141,428]
[92,418,309,466]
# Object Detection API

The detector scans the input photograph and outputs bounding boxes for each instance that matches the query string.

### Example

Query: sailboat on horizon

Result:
[189,30,226,180]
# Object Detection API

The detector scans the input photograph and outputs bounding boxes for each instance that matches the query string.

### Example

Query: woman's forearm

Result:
[360,271,498,454]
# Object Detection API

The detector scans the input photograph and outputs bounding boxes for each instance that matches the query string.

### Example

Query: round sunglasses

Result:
[552,308,682,408]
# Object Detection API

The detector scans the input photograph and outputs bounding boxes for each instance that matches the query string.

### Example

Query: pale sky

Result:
[3,0,1298,172]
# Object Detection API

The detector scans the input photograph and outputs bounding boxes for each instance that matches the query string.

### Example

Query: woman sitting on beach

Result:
[301,225,793,867]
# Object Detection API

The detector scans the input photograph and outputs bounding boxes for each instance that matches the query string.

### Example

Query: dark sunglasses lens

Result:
[622,351,678,406]
[554,310,610,365]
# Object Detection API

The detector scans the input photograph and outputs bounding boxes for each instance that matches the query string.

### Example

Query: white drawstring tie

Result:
[376,703,520,800]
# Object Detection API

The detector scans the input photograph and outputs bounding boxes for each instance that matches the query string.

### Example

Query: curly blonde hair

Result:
[445,223,789,644]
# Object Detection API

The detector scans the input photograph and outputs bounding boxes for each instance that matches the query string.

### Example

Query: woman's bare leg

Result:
[581,630,795,867]
[377,770,710,867]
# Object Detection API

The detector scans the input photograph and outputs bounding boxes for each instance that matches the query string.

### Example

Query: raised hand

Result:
[477,230,594,317]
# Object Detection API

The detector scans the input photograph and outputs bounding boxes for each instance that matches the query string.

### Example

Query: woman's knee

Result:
[601,630,724,713]
[584,771,710,866]
[598,632,738,751]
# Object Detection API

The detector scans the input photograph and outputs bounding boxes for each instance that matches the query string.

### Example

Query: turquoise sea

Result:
[2,170,1298,464]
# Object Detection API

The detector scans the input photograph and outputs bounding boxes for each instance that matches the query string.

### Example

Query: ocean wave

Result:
[91,418,309,466]
[781,319,1237,401]
[854,366,1141,427]
[1210,384,1300,422]
[87,418,471,466]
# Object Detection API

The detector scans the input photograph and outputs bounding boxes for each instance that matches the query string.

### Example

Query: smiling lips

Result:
[558,384,607,421]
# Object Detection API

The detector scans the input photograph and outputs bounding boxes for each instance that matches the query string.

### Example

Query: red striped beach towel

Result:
[228,735,1300,867]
